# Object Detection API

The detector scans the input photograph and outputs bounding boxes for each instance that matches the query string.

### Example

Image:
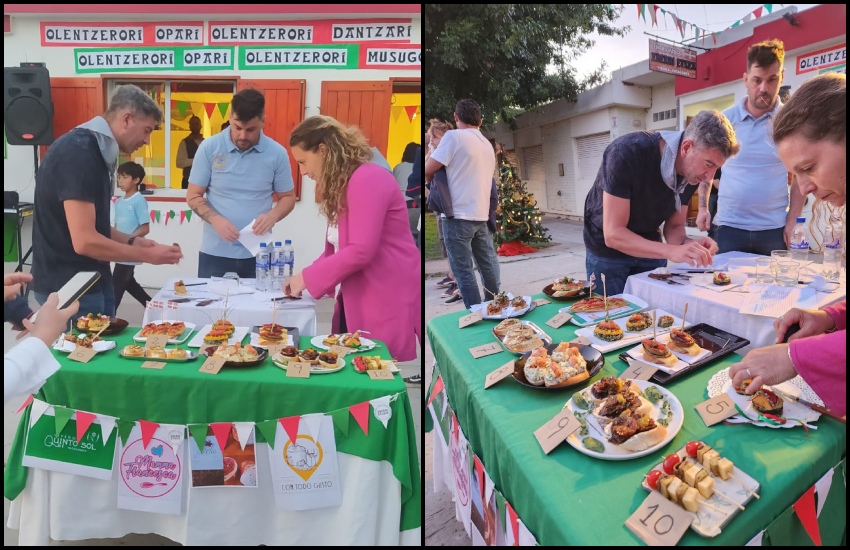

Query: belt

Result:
[407,200,419,209]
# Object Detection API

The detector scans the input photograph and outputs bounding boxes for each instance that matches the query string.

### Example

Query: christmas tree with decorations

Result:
[494,156,551,253]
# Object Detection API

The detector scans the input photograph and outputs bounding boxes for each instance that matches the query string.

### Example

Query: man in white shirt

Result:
[425,99,500,308]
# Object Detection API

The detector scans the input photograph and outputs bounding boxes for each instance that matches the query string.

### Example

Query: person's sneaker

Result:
[440,283,458,298]
[404,373,422,384]
[435,276,453,288]
[445,292,463,304]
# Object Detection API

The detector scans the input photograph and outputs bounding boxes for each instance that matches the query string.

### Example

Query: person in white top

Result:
[425,98,500,308]
[4,273,80,405]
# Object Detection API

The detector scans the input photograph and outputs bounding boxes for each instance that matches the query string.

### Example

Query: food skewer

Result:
[686,441,760,499]
[681,303,688,330]
[601,273,609,321]
[652,309,657,340]
[92,321,111,341]
[662,454,745,511]
[645,470,725,514]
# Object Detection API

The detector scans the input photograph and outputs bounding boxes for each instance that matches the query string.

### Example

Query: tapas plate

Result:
[573,309,690,353]
[271,355,346,374]
[562,293,648,327]
[53,339,116,354]
[310,334,378,352]
[541,279,595,301]
[202,345,268,368]
[132,320,197,344]
[564,379,683,460]
[492,320,552,355]
[74,317,129,336]
[250,325,300,348]
[511,343,604,390]
[118,348,199,362]
[470,293,536,320]
[186,324,250,348]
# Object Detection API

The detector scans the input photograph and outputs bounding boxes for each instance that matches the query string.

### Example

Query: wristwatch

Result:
[128,236,137,246]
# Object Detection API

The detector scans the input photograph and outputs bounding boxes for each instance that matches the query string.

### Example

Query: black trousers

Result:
[113,263,152,310]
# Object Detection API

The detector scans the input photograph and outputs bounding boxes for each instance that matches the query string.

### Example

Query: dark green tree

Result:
[425,4,626,126]
[494,157,551,246]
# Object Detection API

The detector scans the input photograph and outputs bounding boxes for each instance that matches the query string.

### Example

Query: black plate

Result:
[618,323,750,385]
[512,343,605,390]
[202,345,269,368]
[251,325,300,347]
[542,280,595,301]
[75,317,130,336]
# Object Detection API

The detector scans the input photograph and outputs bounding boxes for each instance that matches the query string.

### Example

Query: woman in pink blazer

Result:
[284,115,422,361]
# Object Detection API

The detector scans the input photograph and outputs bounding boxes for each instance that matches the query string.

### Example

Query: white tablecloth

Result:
[7,450,419,546]
[624,251,845,350]
[144,277,318,336]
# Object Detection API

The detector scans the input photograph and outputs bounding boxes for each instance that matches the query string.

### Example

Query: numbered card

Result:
[532,297,551,306]
[469,343,503,359]
[621,360,657,381]
[569,336,591,346]
[328,345,350,358]
[140,361,167,370]
[545,312,572,329]
[286,362,312,378]
[485,361,514,389]
[695,394,738,427]
[68,345,97,363]
[534,408,580,455]
[145,334,169,349]
[367,369,394,381]
[198,356,226,375]
[625,490,694,546]
[267,344,286,358]
[458,310,483,329]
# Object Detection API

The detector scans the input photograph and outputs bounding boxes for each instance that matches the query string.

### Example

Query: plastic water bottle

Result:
[283,239,295,277]
[270,241,284,290]
[822,215,843,282]
[789,217,809,264]
[255,243,270,292]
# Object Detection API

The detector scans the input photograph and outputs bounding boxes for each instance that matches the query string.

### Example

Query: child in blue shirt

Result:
[112,162,152,309]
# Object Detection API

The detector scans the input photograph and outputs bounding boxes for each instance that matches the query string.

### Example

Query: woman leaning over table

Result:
[730,73,846,416]
[283,115,422,361]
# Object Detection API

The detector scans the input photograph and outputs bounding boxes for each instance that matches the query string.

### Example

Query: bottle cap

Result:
[285,239,292,244]
[260,242,267,247]
[796,217,805,223]
[275,241,282,246]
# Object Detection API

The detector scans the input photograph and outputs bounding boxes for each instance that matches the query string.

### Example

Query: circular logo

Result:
[120,437,181,497]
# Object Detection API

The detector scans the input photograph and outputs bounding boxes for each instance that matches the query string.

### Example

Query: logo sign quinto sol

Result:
[23,414,116,479]
[120,437,181,498]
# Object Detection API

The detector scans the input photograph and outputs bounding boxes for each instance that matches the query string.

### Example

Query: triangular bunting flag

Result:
[177,101,189,118]
[472,455,485,499]
[218,102,229,118]
[495,491,507,542]
[300,413,324,441]
[171,99,177,112]
[765,4,773,14]
[209,422,232,451]
[731,20,741,28]
[180,210,186,224]
[392,106,403,124]
[753,6,763,18]
[637,4,643,19]
[256,419,278,449]
[160,423,184,455]
[640,3,646,22]
[233,422,254,451]
[506,500,520,546]
[451,411,459,440]
[185,210,193,223]
[349,402,370,436]
[189,424,209,452]
[370,395,393,429]
[15,394,33,414]
[649,4,658,26]
[517,518,537,546]
[743,13,753,23]
[427,375,444,407]
[164,209,169,225]
[74,411,97,443]
[793,485,822,546]
[330,407,349,436]
[54,406,74,435]
[746,530,765,546]
[204,102,215,119]
[30,399,49,427]
[279,415,301,445]
[404,105,418,123]
[170,210,176,220]
[116,419,135,445]
[814,467,834,518]
[155,210,161,223]
[150,210,157,224]
[138,419,160,449]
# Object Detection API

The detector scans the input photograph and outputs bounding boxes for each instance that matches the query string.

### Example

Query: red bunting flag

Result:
[404,105,418,123]
[150,210,157,224]
[204,102,215,119]
[180,210,186,224]
[506,500,520,546]
[793,485,822,546]
[16,394,33,414]
[428,375,444,407]
[472,455,485,499]
[349,402,370,435]
[451,411,459,440]
[209,422,232,451]
[75,411,97,443]
[753,6,763,18]
[279,415,301,445]
[138,419,160,449]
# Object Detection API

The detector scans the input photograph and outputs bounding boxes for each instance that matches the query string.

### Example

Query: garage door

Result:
[522,145,545,182]
[577,133,610,180]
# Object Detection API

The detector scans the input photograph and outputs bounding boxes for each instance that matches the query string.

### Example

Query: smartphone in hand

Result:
[30,271,101,322]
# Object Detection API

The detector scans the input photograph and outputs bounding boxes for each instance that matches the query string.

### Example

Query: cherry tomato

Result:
[646,470,663,491]
[662,453,681,475]
[685,441,703,458]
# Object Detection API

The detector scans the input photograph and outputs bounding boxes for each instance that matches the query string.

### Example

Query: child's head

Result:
[116,161,146,193]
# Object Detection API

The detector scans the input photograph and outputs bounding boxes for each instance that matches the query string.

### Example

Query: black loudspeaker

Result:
[4,65,54,145]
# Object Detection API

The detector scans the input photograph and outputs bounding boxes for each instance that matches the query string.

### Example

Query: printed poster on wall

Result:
[22,408,116,480]
[188,425,258,488]
[117,424,184,515]
[266,414,341,510]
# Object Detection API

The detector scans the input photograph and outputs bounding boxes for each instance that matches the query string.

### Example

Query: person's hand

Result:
[252,211,278,236]
[729,344,796,394]
[210,216,240,242]
[696,209,711,232]
[285,271,305,297]
[144,243,184,265]
[4,272,33,301]
[22,292,80,348]
[132,236,156,248]
[773,307,836,344]
[691,236,719,255]
[669,241,713,267]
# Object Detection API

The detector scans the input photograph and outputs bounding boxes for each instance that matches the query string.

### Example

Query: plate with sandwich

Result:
[249,323,296,347]
[311,331,377,352]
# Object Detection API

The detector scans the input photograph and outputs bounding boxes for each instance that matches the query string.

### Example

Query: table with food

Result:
[4,318,420,546]
[426,276,846,546]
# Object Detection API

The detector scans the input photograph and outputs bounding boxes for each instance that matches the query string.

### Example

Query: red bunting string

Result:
[349,402,370,436]
[280,416,302,445]
[793,485,822,546]
[209,422,232,451]
[428,376,444,407]
[138,419,160,449]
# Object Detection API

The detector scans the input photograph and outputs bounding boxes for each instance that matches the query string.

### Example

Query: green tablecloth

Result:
[4,331,421,532]
[427,296,846,545]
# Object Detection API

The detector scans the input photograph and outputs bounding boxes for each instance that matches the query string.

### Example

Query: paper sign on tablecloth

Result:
[23,411,116,480]
[286,362,311,378]
[68,345,96,363]
[459,310,483,328]
[145,334,169,350]
[621,359,657,381]
[199,356,226,374]
[625,490,694,545]
[485,362,514,389]
[117,424,184,514]
[267,415,341,510]
[532,298,551,306]
[140,361,167,370]
[188,426,258,488]
[545,312,572,329]
[695,394,738,426]
[469,343,502,359]
[367,369,394,381]
[534,408,580,455]
[328,345,350,357]
[569,336,591,346]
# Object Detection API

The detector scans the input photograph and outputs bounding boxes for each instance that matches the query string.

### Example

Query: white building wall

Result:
[540,120,572,214]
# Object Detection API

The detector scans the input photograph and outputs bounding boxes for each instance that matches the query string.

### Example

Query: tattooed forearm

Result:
[698,181,710,209]
[187,196,221,222]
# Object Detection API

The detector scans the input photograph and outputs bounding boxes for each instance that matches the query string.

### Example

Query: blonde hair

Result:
[289,115,372,225]
[427,118,454,140]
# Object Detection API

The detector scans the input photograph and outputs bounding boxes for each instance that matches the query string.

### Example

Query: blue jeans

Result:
[198,252,257,279]
[442,218,501,309]
[35,285,116,332]
[716,226,785,256]
[585,251,666,297]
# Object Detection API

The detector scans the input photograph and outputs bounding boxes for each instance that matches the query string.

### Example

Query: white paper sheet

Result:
[238,219,273,258]
[739,285,795,317]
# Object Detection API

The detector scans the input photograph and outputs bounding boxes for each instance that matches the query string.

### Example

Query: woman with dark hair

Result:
[394,141,422,243]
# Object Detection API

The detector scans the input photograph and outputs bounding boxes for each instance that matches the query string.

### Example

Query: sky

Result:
[571,4,820,80]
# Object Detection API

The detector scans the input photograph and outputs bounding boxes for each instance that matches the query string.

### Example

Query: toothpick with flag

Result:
[601,273,609,321]
[589,272,596,297]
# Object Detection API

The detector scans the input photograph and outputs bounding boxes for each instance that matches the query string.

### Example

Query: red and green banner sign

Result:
[74,46,235,73]
[360,44,420,69]
[239,44,358,70]
[42,21,204,47]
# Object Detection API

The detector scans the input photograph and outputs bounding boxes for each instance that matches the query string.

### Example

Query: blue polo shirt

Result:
[714,97,789,231]
[189,129,294,258]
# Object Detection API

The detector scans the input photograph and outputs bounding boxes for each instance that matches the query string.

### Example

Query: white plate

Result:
[132,320,197,344]
[563,379,684,460]
[640,441,761,537]
[562,293,648,327]
[625,340,696,375]
[186,324,250,348]
[574,309,690,353]
[53,339,117,353]
[470,294,534,320]
[689,272,747,292]
[310,334,378,352]
[271,356,346,374]
[669,259,730,272]
[707,367,822,427]
[249,333,295,347]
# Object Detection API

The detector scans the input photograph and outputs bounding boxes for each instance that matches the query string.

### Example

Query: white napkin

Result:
[808,275,842,293]
[655,333,711,364]
[206,279,255,296]
[237,219,273,257]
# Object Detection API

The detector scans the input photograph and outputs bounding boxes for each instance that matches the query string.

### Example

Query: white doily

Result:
[707,367,824,428]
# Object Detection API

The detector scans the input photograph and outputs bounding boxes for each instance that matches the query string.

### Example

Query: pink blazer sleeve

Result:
[789,329,847,417]
[822,300,846,331]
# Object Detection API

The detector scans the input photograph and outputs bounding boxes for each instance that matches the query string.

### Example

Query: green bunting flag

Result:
[155,210,161,224]
[177,101,189,118]
[218,102,229,118]
[184,210,193,223]
[116,419,135,445]
[53,406,74,436]
[255,419,278,449]
[188,424,209,452]
[330,407,349,436]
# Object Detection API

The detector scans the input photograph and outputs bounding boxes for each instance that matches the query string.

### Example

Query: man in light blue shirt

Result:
[697,39,804,255]
[186,89,296,278]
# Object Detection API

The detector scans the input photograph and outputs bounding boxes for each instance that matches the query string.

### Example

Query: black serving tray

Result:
[618,323,750,385]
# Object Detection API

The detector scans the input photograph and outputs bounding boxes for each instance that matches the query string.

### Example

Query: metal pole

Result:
[643,31,711,51]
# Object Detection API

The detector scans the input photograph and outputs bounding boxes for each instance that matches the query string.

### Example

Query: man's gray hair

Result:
[683,109,740,158]
[106,84,162,124]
